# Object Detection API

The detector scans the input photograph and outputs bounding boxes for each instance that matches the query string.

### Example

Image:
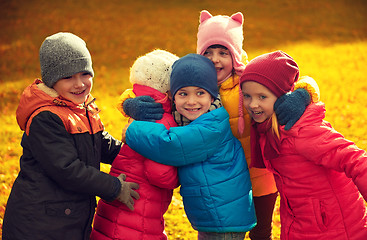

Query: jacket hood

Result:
[16,79,94,131]
[283,102,326,137]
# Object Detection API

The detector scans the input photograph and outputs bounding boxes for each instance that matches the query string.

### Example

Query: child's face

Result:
[174,86,213,121]
[53,72,93,105]
[242,81,277,123]
[203,47,233,83]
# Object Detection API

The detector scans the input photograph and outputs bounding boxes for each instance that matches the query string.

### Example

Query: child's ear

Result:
[211,97,215,103]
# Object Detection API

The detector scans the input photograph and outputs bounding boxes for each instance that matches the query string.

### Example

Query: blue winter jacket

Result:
[126,107,256,233]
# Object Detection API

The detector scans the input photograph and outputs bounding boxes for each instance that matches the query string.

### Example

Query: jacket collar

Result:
[220,74,240,90]
[16,79,96,131]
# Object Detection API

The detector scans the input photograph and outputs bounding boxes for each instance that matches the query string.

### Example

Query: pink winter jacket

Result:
[259,102,367,240]
[90,85,179,240]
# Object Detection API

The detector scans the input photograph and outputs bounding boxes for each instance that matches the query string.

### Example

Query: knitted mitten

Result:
[274,88,311,130]
[123,95,164,121]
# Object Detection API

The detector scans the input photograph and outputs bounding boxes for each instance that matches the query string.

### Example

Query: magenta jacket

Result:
[90,84,179,240]
[259,102,367,240]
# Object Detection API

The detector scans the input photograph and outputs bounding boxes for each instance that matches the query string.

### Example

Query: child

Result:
[122,53,257,240]
[2,32,140,240]
[240,50,367,240]
[90,49,180,240]
[196,10,278,240]
[196,10,322,240]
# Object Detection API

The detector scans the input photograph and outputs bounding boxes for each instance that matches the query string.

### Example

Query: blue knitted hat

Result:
[170,54,218,99]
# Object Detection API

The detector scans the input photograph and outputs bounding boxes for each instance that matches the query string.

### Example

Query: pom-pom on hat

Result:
[39,32,94,88]
[170,54,218,99]
[240,50,299,97]
[197,10,246,76]
[129,49,179,93]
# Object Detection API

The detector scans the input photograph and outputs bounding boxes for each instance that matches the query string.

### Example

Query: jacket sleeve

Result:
[294,123,367,201]
[100,130,122,165]
[116,88,135,117]
[144,159,179,189]
[28,111,120,201]
[126,120,222,167]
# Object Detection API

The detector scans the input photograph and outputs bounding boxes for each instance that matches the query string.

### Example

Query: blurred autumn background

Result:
[1,0,366,239]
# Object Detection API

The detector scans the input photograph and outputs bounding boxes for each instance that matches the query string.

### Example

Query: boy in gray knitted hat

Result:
[2,32,140,240]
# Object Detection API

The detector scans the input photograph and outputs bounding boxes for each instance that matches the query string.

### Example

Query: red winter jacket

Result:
[90,84,179,240]
[259,102,367,240]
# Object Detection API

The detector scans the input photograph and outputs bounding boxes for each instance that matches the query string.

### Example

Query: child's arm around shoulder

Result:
[118,89,164,121]
[120,119,179,189]
[275,76,320,130]
[124,120,222,167]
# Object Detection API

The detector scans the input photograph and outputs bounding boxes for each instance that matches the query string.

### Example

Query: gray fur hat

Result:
[39,32,94,87]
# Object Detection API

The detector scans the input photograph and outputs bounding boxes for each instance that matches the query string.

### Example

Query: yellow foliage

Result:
[1,0,367,239]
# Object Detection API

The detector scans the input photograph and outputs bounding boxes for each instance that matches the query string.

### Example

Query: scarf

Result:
[250,119,281,168]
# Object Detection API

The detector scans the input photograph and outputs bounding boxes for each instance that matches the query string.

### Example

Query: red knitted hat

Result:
[240,50,299,97]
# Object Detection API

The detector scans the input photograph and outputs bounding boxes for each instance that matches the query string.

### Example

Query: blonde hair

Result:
[271,112,280,139]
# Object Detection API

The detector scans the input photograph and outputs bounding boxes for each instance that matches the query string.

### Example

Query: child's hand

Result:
[116,173,140,211]
[274,88,311,130]
[123,95,164,121]
[121,118,133,143]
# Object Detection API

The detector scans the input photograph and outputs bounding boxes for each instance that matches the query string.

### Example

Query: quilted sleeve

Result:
[116,88,135,117]
[144,160,179,189]
[126,121,222,167]
[295,122,367,201]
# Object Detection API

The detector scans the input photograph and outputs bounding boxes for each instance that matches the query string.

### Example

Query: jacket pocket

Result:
[287,197,327,234]
[312,198,328,232]
[180,186,217,226]
[45,200,88,219]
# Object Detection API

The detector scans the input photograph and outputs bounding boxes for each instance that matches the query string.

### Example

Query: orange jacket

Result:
[220,74,277,197]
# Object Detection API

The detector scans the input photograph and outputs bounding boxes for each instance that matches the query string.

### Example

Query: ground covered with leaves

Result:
[0,0,366,239]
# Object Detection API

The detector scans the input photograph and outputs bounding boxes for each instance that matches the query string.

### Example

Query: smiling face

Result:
[203,45,233,83]
[53,72,93,105]
[174,86,213,121]
[241,81,278,123]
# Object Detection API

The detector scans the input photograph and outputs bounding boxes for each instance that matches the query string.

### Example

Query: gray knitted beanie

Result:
[39,32,94,87]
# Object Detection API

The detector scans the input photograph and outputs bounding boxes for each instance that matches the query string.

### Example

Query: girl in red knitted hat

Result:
[240,50,367,240]
[196,10,321,240]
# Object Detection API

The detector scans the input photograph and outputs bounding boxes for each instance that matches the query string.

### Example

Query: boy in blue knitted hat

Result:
[122,54,257,240]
